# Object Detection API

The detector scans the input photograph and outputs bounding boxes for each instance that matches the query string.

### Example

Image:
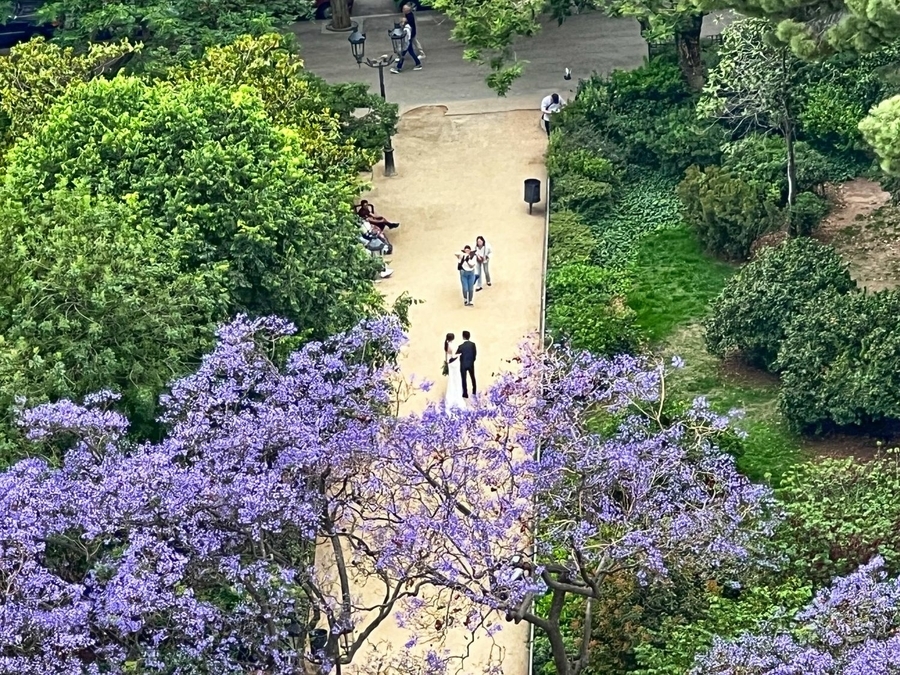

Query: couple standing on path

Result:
[390,4,426,74]
[444,331,476,414]
[455,236,492,306]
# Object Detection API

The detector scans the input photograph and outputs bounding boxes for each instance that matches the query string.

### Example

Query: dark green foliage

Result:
[721,134,858,203]
[547,122,622,221]
[633,578,813,675]
[547,209,598,267]
[777,290,900,431]
[788,191,830,235]
[678,165,782,260]
[627,225,734,342]
[590,172,683,270]
[545,263,640,355]
[565,61,724,175]
[774,450,900,585]
[705,237,855,370]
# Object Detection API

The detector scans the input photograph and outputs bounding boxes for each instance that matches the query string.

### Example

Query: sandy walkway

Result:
[339,106,548,674]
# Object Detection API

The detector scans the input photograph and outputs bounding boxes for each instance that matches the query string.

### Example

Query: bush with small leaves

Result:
[705,237,855,370]
[547,210,598,267]
[546,263,641,355]
[678,165,782,260]
[777,290,900,432]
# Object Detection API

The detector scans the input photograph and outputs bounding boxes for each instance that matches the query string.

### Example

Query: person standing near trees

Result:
[540,92,562,136]
[456,245,477,306]
[402,3,425,59]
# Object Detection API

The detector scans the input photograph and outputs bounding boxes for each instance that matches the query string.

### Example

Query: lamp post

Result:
[348,28,405,177]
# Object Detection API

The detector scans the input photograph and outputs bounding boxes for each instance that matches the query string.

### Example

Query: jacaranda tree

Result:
[692,556,900,673]
[0,316,775,674]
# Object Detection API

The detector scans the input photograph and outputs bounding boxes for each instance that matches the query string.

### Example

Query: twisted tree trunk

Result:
[676,13,706,91]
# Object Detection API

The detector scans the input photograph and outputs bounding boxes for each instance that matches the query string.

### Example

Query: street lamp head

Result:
[389,26,405,57]
[348,31,366,64]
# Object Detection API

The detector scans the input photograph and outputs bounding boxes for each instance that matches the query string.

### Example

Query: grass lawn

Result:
[626,225,735,342]
[627,225,805,485]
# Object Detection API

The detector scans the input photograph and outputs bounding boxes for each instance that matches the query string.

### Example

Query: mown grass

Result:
[626,225,805,485]
[627,225,735,342]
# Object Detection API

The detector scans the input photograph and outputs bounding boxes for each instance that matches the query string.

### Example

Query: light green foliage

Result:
[799,82,867,151]
[788,191,830,236]
[627,225,734,342]
[860,95,900,175]
[3,76,378,333]
[0,37,138,149]
[166,33,398,169]
[634,578,813,675]
[775,450,900,584]
[0,75,379,455]
[777,290,900,431]
[547,210,598,267]
[705,237,855,370]
[545,263,640,355]
[0,190,229,458]
[38,0,309,68]
[678,165,782,260]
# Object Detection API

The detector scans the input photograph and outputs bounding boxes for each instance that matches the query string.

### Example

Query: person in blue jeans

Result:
[456,245,477,306]
[390,18,422,74]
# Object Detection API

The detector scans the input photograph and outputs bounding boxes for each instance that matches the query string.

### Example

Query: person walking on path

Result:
[456,331,477,398]
[402,3,425,59]
[456,245,477,306]
[475,235,492,291]
[540,93,562,137]
[390,18,422,74]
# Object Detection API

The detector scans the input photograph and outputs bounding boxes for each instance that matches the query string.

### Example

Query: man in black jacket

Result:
[456,330,476,398]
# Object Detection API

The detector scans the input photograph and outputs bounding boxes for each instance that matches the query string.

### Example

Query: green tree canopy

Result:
[36,0,310,69]
[0,74,380,456]
[0,37,137,150]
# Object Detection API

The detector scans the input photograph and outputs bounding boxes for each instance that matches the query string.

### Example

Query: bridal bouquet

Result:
[441,359,449,376]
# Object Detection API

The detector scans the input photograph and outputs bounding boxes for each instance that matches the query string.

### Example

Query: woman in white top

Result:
[475,236,492,291]
[443,332,466,414]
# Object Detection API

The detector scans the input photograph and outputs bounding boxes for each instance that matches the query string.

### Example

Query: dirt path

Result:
[815,178,895,290]
[338,105,547,675]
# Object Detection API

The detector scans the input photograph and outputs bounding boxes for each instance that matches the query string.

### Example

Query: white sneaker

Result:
[380,268,394,278]
[390,68,401,74]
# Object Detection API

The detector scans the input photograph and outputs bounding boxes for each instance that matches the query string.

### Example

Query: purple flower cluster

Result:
[0,319,775,674]
[693,556,900,674]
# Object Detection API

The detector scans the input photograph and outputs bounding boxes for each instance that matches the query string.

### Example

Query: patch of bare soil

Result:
[815,178,897,291]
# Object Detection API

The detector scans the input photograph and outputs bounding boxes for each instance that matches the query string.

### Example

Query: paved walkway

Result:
[342,104,547,674]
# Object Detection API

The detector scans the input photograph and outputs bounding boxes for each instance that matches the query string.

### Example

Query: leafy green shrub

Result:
[705,237,855,370]
[774,450,900,585]
[678,165,782,260]
[797,81,867,152]
[788,191,830,235]
[551,173,616,222]
[546,263,640,355]
[547,210,597,267]
[777,290,900,432]
[547,121,622,220]
[633,578,812,675]
[608,58,690,104]
[721,134,854,202]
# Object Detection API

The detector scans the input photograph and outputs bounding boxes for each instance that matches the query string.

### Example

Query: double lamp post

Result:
[348,26,405,177]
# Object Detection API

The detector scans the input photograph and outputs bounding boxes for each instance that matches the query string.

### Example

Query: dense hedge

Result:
[705,238,856,370]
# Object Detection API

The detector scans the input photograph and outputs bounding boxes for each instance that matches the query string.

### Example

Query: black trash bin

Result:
[524,178,541,214]
[309,628,328,652]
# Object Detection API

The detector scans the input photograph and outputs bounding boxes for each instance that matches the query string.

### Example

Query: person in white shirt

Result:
[390,18,422,74]
[540,93,562,137]
[474,235,492,291]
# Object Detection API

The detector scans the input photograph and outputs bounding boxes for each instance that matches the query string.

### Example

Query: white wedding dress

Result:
[444,345,467,414]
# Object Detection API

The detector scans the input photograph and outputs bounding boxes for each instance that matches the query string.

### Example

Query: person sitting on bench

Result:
[356,200,399,229]
[360,221,393,255]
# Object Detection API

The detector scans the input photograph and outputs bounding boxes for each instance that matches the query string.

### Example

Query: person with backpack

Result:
[401,3,425,59]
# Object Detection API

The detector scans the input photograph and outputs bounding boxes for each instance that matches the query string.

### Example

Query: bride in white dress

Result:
[444,333,467,414]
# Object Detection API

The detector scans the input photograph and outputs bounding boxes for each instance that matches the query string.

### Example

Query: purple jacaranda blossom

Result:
[693,556,900,675]
[0,318,773,675]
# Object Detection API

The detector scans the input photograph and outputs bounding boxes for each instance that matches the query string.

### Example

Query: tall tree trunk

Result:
[330,0,351,30]
[785,119,800,236]
[675,13,706,91]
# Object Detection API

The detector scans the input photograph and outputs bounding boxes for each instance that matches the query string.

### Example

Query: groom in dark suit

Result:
[456,331,477,398]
